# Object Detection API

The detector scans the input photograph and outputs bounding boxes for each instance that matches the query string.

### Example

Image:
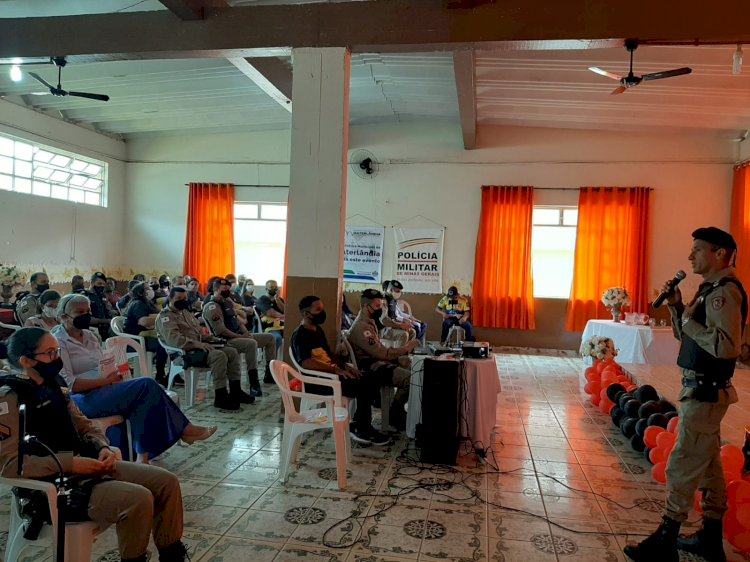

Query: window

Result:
[531,205,578,298]
[0,132,107,207]
[234,202,287,285]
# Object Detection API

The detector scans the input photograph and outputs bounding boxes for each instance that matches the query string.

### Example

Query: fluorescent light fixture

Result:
[9,65,22,82]
[733,44,743,75]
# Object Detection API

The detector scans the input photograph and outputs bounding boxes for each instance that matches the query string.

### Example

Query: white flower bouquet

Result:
[0,265,26,288]
[601,287,631,309]
[579,335,618,361]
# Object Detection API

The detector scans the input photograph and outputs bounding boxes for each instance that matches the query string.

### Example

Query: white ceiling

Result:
[0,10,748,141]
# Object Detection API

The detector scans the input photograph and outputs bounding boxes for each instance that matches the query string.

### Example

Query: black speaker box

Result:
[416,358,460,465]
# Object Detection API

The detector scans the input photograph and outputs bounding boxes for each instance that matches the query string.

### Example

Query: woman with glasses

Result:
[50,293,216,464]
[0,328,191,562]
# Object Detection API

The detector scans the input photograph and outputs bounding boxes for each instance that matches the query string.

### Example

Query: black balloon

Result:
[647,413,669,428]
[619,392,634,410]
[635,418,649,437]
[658,400,677,414]
[644,447,653,464]
[611,406,625,428]
[638,400,661,419]
[624,399,642,418]
[631,433,646,452]
[621,417,638,438]
[606,383,627,402]
[635,385,659,403]
[665,411,679,420]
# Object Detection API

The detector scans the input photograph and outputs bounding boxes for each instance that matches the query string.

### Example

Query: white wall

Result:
[124,122,735,300]
[0,99,127,282]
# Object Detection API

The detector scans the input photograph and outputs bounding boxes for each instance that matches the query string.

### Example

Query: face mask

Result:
[173,300,189,310]
[310,310,327,325]
[160,282,171,289]
[391,291,402,300]
[42,306,57,319]
[36,284,50,293]
[151,283,159,291]
[245,289,254,296]
[32,357,64,382]
[93,286,105,295]
[369,306,383,320]
[72,313,92,330]
[145,289,155,300]
[220,290,231,298]
[267,289,277,296]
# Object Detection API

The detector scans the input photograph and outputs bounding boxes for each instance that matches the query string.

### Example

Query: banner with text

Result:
[393,227,444,294]
[343,225,385,283]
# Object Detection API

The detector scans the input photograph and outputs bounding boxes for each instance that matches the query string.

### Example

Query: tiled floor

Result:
[1,350,748,562]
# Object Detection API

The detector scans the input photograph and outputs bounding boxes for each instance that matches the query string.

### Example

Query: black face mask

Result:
[72,313,92,330]
[32,357,64,382]
[151,283,159,291]
[309,310,327,325]
[267,289,277,296]
[173,300,189,310]
[93,286,105,295]
[161,282,171,289]
[369,306,383,320]
[220,290,231,299]
[36,284,50,293]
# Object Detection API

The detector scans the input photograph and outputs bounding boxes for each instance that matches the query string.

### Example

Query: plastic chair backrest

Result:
[270,359,301,421]
[252,308,262,334]
[338,331,358,370]
[0,321,21,332]
[104,336,148,379]
[111,316,126,335]
[398,299,412,316]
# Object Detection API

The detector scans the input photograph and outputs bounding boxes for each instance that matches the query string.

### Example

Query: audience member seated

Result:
[173,275,186,287]
[378,280,416,346]
[156,274,171,300]
[384,280,427,341]
[240,278,257,308]
[124,282,169,385]
[256,279,285,380]
[185,278,204,311]
[348,289,418,430]
[24,290,61,331]
[15,271,50,325]
[71,274,87,294]
[50,294,217,463]
[0,328,192,562]
[117,279,140,314]
[204,278,276,397]
[157,287,254,410]
[133,273,146,283]
[341,293,355,330]
[86,272,117,341]
[436,286,474,343]
[292,296,390,445]
[105,276,121,307]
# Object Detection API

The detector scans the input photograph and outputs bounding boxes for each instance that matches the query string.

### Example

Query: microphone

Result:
[652,270,687,309]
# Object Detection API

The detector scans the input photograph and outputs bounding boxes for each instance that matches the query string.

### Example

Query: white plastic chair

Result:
[0,320,21,332]
[157,339,212,407]
[270,359,350,490]
[251,308,263,334]
[110,317,153,377]
[288,346,353,414]
[338,331,395,431]
[0,477,100,562]
[397,299,412,316]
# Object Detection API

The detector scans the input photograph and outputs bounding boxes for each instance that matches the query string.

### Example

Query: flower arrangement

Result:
[602,287,631,309]
[579,335,618,361]
[0,265,26,288]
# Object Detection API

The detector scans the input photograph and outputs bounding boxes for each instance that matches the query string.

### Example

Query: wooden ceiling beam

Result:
[2,0,750,61]
[227,57,292,112]
[158,0,229,21]
[453,49,476,150]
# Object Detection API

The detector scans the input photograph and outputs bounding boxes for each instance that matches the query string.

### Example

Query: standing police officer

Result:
[624,227,746,562]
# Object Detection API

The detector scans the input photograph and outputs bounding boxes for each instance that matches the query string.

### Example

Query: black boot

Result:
[623,515,680,562]
[159,541,190,562]
[213,387,240,410]
[676,518,727,562]
[229,380,255,404]
[248,368,263,397]
[263,363,274,384]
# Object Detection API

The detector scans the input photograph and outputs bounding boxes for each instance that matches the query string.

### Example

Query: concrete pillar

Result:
[284,47,350,357]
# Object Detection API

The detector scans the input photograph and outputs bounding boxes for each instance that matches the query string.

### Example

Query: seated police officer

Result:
[348,289,418,431]
[157,287,254,410]
[291,296,390,445]
[15,272,50,325]
[203,279,276,397]
[0,329,190,562]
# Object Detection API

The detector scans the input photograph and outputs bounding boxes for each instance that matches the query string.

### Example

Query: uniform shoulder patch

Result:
[0,401,8,416]
[363,330,372,338]
[367,338,376,346]
[712,296,726,311]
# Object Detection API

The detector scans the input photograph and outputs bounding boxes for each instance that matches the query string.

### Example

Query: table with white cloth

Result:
[406,354,501,451]
[581,319,680,364]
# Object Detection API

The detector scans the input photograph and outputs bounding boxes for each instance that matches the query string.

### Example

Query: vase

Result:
[611,306,622,323]
[1,285,13,305]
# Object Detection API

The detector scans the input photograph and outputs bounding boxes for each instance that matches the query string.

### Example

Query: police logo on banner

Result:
[393,227,444,294]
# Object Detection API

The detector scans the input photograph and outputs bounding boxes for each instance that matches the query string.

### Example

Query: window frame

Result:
[531,204,578,299]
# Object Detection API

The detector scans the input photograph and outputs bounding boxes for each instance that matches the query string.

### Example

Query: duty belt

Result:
[681,377,732,390]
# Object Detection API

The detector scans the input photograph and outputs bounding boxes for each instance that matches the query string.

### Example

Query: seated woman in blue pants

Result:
[51,293,216,463]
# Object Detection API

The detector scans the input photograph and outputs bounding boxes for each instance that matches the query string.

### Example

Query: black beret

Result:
[389,280,403,290]
[692,227,737,251]
[361,288,383,299]
[215,278,231,287]
[447,286,459,296]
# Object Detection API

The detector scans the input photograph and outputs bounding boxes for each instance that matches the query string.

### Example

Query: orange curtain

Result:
[565,187,650,332]
[472,185,536,330]
[183,183,236,293]
[730,163,750,308]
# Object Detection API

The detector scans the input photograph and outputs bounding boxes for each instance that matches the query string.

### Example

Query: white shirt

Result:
[50,325,103,387]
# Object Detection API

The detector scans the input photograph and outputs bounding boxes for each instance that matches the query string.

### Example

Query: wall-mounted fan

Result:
[588,39,692,95]
[349,149,379,180]
[28,56,110,102]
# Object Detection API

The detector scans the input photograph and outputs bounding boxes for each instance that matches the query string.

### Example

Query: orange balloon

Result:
[727,480,750,505]
[644,426,665,449]
[666,417,680,434]
[656,431,676,451]
[721,445,745,474]
[725,511,750,551]
[649,447,665,464]
[590,394,601,406]
[694,490,703,514]
[595,360,606,372]
[585,368,599,382]
[725,471,743,487]
[652,461,667,484]
[616,375,629,383]
[736,505,750,530]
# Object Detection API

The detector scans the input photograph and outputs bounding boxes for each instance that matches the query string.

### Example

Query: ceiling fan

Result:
[588,39,692,95]
[27,56,110,102]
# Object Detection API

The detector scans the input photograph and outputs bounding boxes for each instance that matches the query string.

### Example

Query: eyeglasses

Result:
[32,347,61,361]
